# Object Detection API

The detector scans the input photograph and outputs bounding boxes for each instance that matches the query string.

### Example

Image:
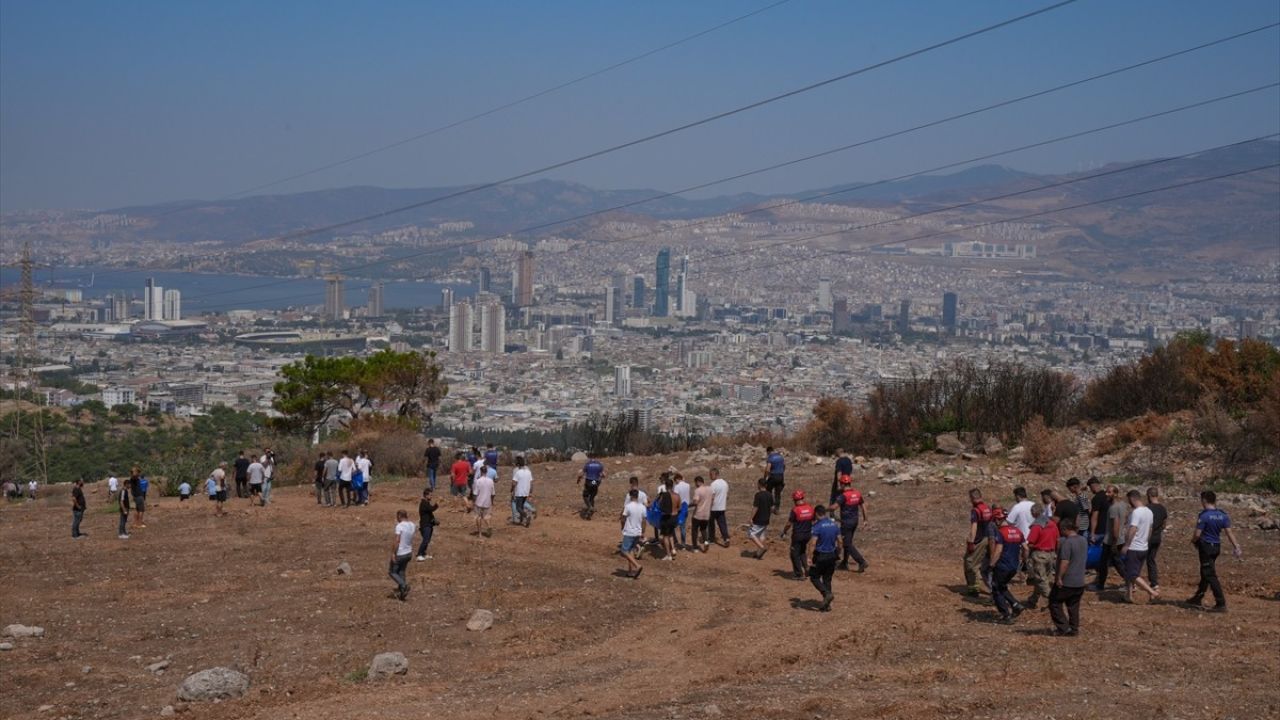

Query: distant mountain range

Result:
[5,141,1277,270]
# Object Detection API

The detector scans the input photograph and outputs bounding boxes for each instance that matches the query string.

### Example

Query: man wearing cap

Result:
[831,473,868,572]
[987,506,1026,623]
[781,490,815,580]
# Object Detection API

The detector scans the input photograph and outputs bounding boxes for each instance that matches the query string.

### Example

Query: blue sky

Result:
[1,0,1277,211]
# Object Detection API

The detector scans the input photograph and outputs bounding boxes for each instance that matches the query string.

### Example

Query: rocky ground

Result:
[1,451,1277,720]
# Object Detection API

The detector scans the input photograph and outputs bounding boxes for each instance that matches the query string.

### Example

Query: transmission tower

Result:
[4,242,49,486]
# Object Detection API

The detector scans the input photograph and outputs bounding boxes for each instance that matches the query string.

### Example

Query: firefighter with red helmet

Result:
[780,490,815,580]
[988,505,1027,623]
[964,488,994,596]
[831,473,869,572]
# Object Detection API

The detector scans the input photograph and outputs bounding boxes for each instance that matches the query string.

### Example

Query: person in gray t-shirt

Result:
[321,453,340,507]
[1049,518,1087,635]
[1093,485,1129,590]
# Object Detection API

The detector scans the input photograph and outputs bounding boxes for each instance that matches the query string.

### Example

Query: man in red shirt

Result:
[1024,504,1059,609]
[449,452,472,511]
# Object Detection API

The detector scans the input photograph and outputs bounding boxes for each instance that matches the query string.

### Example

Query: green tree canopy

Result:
[270,350,448,436]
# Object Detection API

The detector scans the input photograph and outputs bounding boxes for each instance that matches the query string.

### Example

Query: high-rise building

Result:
[477,266,491,294]
[441,287,454,309]
[367,282,385,317]
[448,301,473,353]
[603,284,617,325]
[479,301,505,353]
[143,278,164,321]
[832,296,851,333]
[515,251,535,307]
[614,365,631,398]
[817,278,833,312]
[942,292,958,331]
[654,248,671,317]
[324,275,344,321]
[675,255,689,313]
[112,293,130,322]
[632,276,646,310]
[162,289,182,321]
[898,299,911,334]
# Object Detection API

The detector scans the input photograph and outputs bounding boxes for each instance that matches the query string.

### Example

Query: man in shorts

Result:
[211,461,228,516]
[389,510,416,601]
[471,465,495,538]
[1120,489,1159,604]
[657,476,679,560]
[748,477,773,559]
[619,488,646,579]
[247,455,265,504]
[449,452,471,510]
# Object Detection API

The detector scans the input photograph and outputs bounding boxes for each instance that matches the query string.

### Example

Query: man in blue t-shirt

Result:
[576,457,605,520]
[987,506,1026,623]
[484,444,500,471]
[764,446,786,513]
[808,506,842,612]
[1186,490,1243,612]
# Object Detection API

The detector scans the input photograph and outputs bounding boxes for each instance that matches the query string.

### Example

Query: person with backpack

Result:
[355,450,372,505]
[781,490,815,580]
[575,455,605,519]
[987,507,1026,624]
[964,488,993,596]
[831,474,868,573]
[1186,491,1243,612]
[808,505,841,611]
[672,473,691,550]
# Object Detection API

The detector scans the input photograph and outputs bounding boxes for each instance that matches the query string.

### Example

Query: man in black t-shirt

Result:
[423,439,442,492]
[1087,477,1109,543]
[831,450,854,503]
[748,478,773,559]
[233,451,251,498]
[1145,486,1168,590]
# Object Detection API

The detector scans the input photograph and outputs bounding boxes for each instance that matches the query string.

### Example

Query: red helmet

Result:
[991,506,1007,522]
[839,474,853,485]
[792,490,806,501]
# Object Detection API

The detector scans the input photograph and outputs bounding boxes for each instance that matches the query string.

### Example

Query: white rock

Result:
[571,451,588,463]
[336,562,352,575]
[368,652,409,679]
[3,624,45,638]
[466,609,494,632]
[176,667,250,702]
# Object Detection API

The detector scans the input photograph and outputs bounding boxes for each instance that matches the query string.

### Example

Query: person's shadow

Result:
[789,597,825,612]
[772,569,803,581]
[958,607,1009,624]
[940,584,988,605]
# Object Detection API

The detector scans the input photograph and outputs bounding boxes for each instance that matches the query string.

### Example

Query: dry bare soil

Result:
[2,455,1278,720]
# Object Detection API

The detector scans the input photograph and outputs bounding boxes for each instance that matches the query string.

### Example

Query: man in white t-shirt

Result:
[247,458,265,505]
[619,488,647,579]
[472,470,495,538]
[107,475,120,505]
[672,473,691,549]
[389,510,416,601]
[259,449,275,506]
[1006,487,1035,538]
[708,468,730,548]
[337,450,355,508]
[1120,489,1159,604]
[511,456,534,527]
[356,451,373,505]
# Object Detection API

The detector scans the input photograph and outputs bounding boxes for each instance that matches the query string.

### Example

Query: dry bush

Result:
[797,397,861,456]
[1021,415,1073,474]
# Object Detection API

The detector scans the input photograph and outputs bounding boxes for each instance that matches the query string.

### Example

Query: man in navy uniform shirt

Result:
[808,506,842,612]
[1186,491,1243,612]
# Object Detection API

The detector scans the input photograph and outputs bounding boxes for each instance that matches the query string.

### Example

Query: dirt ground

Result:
[2,454,1278,720]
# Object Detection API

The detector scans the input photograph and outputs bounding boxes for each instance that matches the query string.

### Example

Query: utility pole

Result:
[4,242,49,486]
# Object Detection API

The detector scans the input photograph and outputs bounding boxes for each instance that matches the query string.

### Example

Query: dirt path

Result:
[2,455,1277,720]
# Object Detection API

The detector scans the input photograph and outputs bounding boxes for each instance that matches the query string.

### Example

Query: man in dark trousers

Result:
[1145,486,1168,591]
[764,446,786,513]
[781,490,815,580]
[1186,491,1243,612]
[1049,517,1087,636]
[987,506,1026,624]
[423,439,442,492]
[830,449,854,503]
[831,474,868,572]
[71,478,87,539]
[233,450,250,499]
[808,505,841,612]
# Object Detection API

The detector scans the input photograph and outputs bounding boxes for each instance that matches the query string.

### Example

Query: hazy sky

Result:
[2,0,1277,211]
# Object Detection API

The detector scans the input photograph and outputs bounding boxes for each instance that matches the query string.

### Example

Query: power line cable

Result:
[191,129,1279,312]
[180,0,798,205]
[183,73,1277,306]
[689,141,1280,280]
